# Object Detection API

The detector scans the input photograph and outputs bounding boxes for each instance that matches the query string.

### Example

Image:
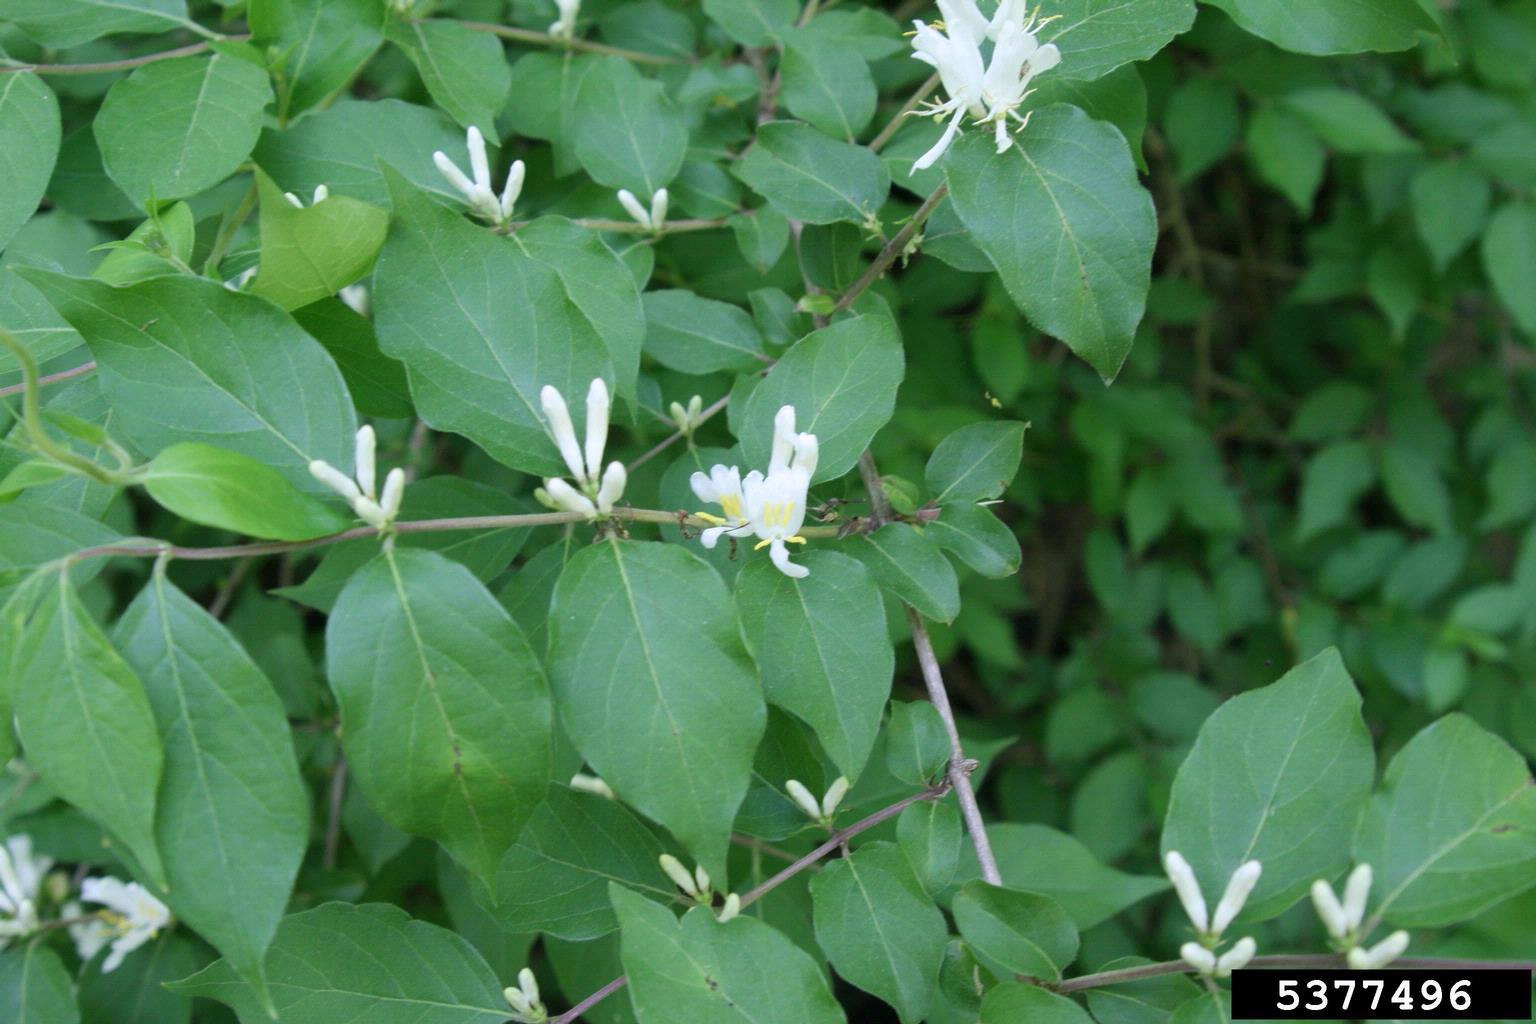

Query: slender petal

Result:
[912,105,967,171]
[310,460,363,504]
[584,378,610,482]
[543,478,597,518]
[616,189,651,228]
[354,425,377,499]
[379,467,406,520]
[540,384,588,483]
[1164,850,1209,934]
[769,405,797,475]
[769,539,809,578]
[1342,863,1372,931]
[1210,860,1261,936]
[595,461,626,513]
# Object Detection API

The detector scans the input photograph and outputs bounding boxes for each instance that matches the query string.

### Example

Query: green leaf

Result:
[780,28,875,139]
[983,982,1096,1024]
[95,51,272,204]
[0,73,60,252]
[172,902,511,1023]
[249,0,385,117]
[952,881,1078,980]
[945,105,1156,382]
[1282,88,1419,154]
[372,174,633,476]
[736,122,890,226]
[847,524,961,623]
[496,784,672,941]
[0,0,191,47]
[926,504,1022,578]
[78,932,199,1024]
[93,202,195,286]
[810,841,948,1023]
[961,824,1168,928]
[1381,439,1453,533]
[0,946,77,1024]
[142,443,352,541]
[1083,959,1201,1024]
[1043,0,1196,81]
[293,298,413,418]
[1483,201,1536,336]
[12,574,164,885]
[1164,78,1242,183]
[701,0,797,46]
[113,574,308,1001]
[250,169,388,310]
[386,19,511,137]
[1354,714,1536,927]
[1161,648,1375,921]
[898,800,962,893]
[326,548,552,885]
[1200,0,1441,55]
[1296,440,1376,541]
[738,315,904,484]
[611,885,847,1024]
[885,700,950,787]
[926,421,1026,504]
[735,550,892,783]
[642,290,769,374]
[549,540,764,884]
[572,56,687,196]
[1410,160,1491,273]
[18,271,356,492]
[1247,106,1326,215]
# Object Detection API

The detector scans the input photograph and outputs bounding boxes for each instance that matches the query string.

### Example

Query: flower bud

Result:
[1210,860,1261,936]
[1164,850,1209,934]
[1216,936,1256,977]
[659,854,698,898]
[785,779,822,821]
[379,467,405,520]
[821,776,850,817]
[1311,879,1349,940]
[716,892,741,923]
[1180,942,1216,975]
[355,425,377,499]
[1342,863,1372,932]
[310,460,363,504]
[616,189,651,229]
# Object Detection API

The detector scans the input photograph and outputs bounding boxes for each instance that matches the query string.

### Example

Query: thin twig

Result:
[730,833,801,864]
[0,361,96,398]
[459,21,687,64]
[322,757,348,871]
[1055,955,1536,994]
[549,783,949,1024]
[0,37,243,75]
[831,183,949,313]
[206,557,254,619]
[509,216,732,235]
[868,71,939,153]
[627,394,731,472]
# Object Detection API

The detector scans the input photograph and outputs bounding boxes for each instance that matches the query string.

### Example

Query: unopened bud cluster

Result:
[658,854,740,923]
[535,379,626,520]
[1312,864,1410,969]
[785,776,849,828]
[310,425,405,529]
[1164,851,1260,978]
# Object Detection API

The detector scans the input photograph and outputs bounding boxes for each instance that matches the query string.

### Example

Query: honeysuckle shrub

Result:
[0,0,1533,1021]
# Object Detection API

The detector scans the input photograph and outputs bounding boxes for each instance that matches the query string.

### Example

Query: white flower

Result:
[908,0,1061,170]
[1347,930,1409,970]
[433,126,525,226]
[716,892,741,923]
[785,776,850,824]
[569,772,616,800]
[658,854,712,902]
[691,464,750,546]
[1164,851,1260,939]
[670,394,704,436]
[339,283,371,318]
[65,901,112,963]
[283,184,329,208]
[1216,936,1256,977]
[1210,860,1261,935]
[537,379,626,520]
[0,835,48,944]
[309,425,407,529]
[616,188,669,231]
[78,877,171,973]
[1312,863,1373,942]
[504,966,546,1022]
[550,0,581,39]
[1163,850,1209,935]
[1180,942,1216,975]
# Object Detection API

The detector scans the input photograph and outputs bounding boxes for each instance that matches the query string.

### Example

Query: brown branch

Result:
[322,757,348,871]
[831,183,949,314]
[627,394,731,472]
[0,38,242,75]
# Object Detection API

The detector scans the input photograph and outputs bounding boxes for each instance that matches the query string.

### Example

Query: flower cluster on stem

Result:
[68,877,172,973]
[505,966,548,1023]
[434,126,525,227]
[1312,864,1411,969]
[785,776,850,829]
[1164,851,1260,977]
[310,425,406,529]
[617,188,669,232]
[536,379,626,520]
[658,854,741,922]
[0,835,48,945]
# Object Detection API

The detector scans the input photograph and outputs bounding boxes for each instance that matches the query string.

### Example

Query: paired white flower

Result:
[908,0,1062,170]
[535,379,626,520]
[504,967,547,1023]
[1165,851,1261,978]
[657,854,740,923]
[785,776,850,827]
[617,188,669,232]
[669,394,704,437]
[690,405,818,578]
[0,835,49,944]
[434,126,525,226]
[73,877,171,973]
[569,772,616,800]
[284,184,329,208]
[1312,864,1410,969]
[310,425,406,529]
[550,0,581,39]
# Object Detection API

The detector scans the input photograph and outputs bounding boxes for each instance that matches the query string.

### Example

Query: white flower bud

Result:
[379,467,405,520]
[785,779,822,821]
[1210,860,1262,936]
[354,425,377,499]
[540,385,588,484]
[616,189,651,229]
[434,151,478,200]
[353,495,387,528]
[500,160,526,220]
[1164,851,1209,935]
[1216,936,1256,977]
[1311,879,1349,940]
[716,892,741,923]
[1348,930,1409,970]
[339,283,370,317]
[649,188,669,230]
[659,854,698,898]
[312,184,329,204]
[693,863,710,896]
[821,776,850,817]
[504,986,531,1014]
[517,967,540,1008]
[569,773,615,799]
[543,478,597,519]
[310,460,362,504]
[584,378,610,482]
[1180,942,1216,975]
[284,191,304,208]
[1342,863,1372,932]
[595,461,626,514]
[466,126,491,194]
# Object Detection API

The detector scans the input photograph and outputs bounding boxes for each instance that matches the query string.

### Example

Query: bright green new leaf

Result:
[811,841,947,1022]
[1044,0,1196,82]
[0,946,77,1024]
[548,540,764,885]
[952,881,1078,980]
[142,443,353,541]
[848,524,961,623]
[0,0,192,47]
[926,421,1027,504]
[249,0,386,117]
[612,885,847,1024]
[113,574,309,1002]
[738,315,904,483]
[735,551,893,783]
[945,105,1156,382]
[643,290,769,374]
[326,548,553,885]
[92,201,195,286]
[1354,714,1536,927]
[386,19,511,138]
[1161,648,1374,921]
[736,122,890,226]
[0,72,60,253]
[1201,0,1441,55]
[172,902,511,1023]
[1483,202,1536,336]
[572,56,686,196]
[95,51,273,204]
[251,170,388,310]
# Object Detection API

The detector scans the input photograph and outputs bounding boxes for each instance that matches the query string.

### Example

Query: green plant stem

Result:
[1054,955,1536,994]
[0,329,120,485]
[0,36,248,75]
[832,183,948,313]
[202,179,260,275]
[549,781,950,1024]
[626,393,731,471]
[0,360,96,398]
[458,21,687,64]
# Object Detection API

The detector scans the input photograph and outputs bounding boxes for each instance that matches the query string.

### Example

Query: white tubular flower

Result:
[1341,863,1372,932]
[503,965,546,1022]
[670,395,704,435]
[550,0,581,39]
[309,425,408,529]
[690,464,752,547]
[617,189,654,230]
[540,384,588,485]
[65,902,113,962]
[540,379,623,520]
[908,1,1062,170]
[716,892,741,923]
[0,835,48,943]
[691,406,818,575]
[1311,878,1350,941]
[78,877,171,973]
[434,127,521,225]
[1180,941,1216,976]
[542,478,598,519]
[583,378,610,483]
[1210,860,1262,936]
[1163,850,1209,935]
[339,283,371,317]
[649,188,669,231]
[1216,936,1256,977]
[821,776,850,817]
[785,779,822,821]
[1347,930,1409,970]
[743,462,813,578]
[569,773,616,799]
[693,863,710,896]
[659,854,701,899]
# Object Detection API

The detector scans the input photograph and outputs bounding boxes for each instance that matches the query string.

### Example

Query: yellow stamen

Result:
[785,536,807,545]
[754,539,772,551]
[695,511,728,526]
[721,494,742,519]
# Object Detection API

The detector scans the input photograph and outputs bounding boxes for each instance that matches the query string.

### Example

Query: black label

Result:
[1231,969,1532,1020]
